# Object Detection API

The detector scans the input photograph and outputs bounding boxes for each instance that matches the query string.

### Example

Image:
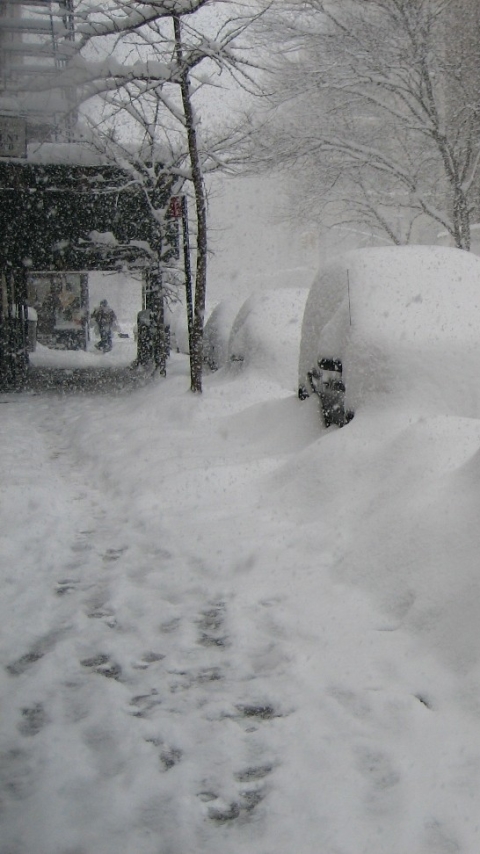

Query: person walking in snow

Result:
[91,299,118,353]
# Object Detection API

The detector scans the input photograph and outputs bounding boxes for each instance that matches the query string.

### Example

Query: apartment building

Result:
[0,0,74,150]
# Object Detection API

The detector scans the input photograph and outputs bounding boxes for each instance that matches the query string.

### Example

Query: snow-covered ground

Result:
[2,328,480,853]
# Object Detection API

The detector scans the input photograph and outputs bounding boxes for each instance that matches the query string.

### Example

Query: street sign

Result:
[168,196,183,218]
[0,116,26,158]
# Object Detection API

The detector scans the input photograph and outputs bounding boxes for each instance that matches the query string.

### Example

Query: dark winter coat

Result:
[92,304,117,335]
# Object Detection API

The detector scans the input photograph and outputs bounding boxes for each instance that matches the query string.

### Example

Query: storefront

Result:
[0,155,178,387]
[27,271,89,350]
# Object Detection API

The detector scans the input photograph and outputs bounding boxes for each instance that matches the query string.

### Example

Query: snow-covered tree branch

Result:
[37,0,270,390]
[252,0,480,249]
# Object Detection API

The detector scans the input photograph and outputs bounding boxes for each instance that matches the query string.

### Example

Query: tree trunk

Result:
[174,14,207,394]
[146,267,168,376]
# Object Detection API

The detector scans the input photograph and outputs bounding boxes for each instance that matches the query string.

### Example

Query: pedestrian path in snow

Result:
[0,374,299,854]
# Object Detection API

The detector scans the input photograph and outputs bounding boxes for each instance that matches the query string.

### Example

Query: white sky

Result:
[207,173,319,303]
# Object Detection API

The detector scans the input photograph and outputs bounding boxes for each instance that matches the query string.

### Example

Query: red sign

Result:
[168,196,182,218]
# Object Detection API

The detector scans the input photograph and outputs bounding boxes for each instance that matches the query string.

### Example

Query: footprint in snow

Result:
[80,653,122,681]
[199,763,274,822]
[196,601,229,648]
[132,651,165,670]
[206,787,266,823]
[102,547,128,562]
[6,630,64,676]
[18,703,48,737]
[145,738,183,770]
[168,665,223,693]
[55,578,79,596]
[129,690,162,718]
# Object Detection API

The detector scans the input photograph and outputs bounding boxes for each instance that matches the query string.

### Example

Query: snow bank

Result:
[3,348,480,852]
[30,337,136,369]
[6,258,480,853]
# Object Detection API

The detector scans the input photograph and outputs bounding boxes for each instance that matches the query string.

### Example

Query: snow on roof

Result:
[26,142,108,166]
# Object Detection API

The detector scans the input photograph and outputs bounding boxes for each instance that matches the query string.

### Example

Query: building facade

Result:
[0,1,75,148]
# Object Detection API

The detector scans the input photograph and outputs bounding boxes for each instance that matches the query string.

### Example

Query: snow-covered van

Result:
[298,246,480,426]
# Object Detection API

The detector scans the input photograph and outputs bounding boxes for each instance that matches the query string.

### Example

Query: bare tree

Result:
[29,0,268,391]
[253,0,480,249]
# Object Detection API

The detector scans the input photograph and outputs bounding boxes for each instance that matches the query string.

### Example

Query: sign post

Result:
[168,195,194,351]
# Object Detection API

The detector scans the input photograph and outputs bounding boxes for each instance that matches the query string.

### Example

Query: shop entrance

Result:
[28,271,89,351]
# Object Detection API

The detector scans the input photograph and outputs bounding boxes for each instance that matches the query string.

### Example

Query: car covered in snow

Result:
[298,245,480,427]
[227,287,309,389]
[203,296,245,371]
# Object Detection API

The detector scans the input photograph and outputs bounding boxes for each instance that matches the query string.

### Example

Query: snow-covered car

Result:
[203,296,244,370]
[228,287,309,389]
[298,245,480,427]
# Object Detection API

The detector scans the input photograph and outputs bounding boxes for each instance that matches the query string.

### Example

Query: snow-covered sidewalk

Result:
[0,354,316,853]
[2,352,480,854]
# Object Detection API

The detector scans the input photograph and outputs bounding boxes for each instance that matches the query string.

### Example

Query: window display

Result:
[28,272,88,349]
